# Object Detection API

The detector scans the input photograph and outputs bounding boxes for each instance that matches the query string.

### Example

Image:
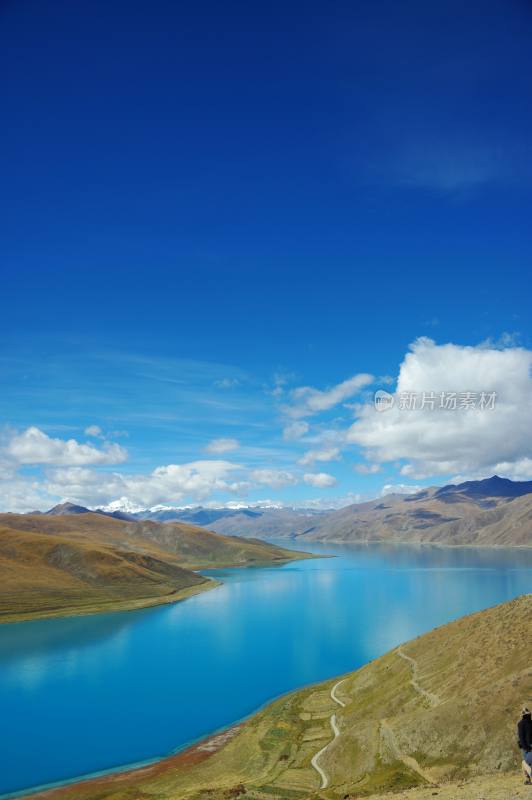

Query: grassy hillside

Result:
[0,524,211,623]
[31,594,532,800]
[121,518,308,568]
[0,514,311,622]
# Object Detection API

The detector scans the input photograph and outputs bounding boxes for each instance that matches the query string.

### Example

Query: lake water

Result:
[1,541,532,797]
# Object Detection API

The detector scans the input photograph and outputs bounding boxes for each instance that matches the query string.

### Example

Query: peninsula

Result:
[0,511,312,623]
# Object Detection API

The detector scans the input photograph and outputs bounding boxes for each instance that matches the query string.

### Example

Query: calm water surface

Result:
[1,542,532,796]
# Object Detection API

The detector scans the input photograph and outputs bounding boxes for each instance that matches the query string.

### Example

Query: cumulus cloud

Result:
[348,338,532,479]
[303,472,337,488]
[282,421,309,441]
[204,437,240,454]
[44,459,245,508]
[5,427,128,467]
[39,461,301,509]
[283,373,374,418]
[0,476,55,513]
[250,469,298,489]
[44,467,125,506]
[128,461,247,503]
[298,446,341,466]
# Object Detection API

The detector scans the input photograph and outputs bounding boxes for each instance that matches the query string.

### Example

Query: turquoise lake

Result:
[2,541,532,797]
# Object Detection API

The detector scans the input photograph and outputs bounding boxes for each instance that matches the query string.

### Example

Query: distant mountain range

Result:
[292,475,532,546]
[44,500,330,530]
[41,476,532,547]
[43,501,136,522]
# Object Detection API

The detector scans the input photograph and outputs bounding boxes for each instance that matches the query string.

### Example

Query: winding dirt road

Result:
[310,678,346,789]
[311,649,439,790]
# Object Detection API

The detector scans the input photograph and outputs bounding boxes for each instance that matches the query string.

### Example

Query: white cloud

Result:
[303,472,337,488]
[44,459,244,508]
[204,437,240,454]
[127,461,244,504]
[5,427,128,467]
[265,371,296,398]
[84,425,103,438]
[0,453,17,480]
[39,461,302,509]
[381,483,422,497]
[282,421,309,441]
[348,338,532,479]
[479,332,521,350]
[0,476,55,513]
[250,469,298,489]
[44,467,125,506]
[448,458,532,485]
[283,373,374,418]
[354,463,381,474]
[298,446,341,466]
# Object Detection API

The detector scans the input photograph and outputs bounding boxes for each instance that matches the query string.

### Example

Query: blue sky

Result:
[1,0,531,510]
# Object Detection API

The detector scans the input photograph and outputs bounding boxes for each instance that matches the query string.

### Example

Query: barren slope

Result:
[187,478,532,547]
[0,513,311,621]
[0,523,210,623]
[301,479,532,546]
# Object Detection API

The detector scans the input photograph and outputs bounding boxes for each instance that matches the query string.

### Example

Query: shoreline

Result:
[289,536,532,549]
[16,669,346,800]
[0,551,316,626]
[6,722,245,800]
[0,578,221,626]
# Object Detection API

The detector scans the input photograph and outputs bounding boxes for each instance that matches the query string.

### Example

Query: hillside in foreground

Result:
[0,513,310,622]
[30,594,532,800]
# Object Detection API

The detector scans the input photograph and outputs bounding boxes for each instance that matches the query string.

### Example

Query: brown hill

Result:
[301,485,532,546]
[204,478,532,547]
[0,523,209,623]
[0,513,310,622]
[29,594,532,800]
[204,507,327,540]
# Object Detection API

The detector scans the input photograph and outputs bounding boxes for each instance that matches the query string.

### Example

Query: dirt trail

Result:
[397,645,440,707]
[310,648,440,792]
[373,646,441,785]
[310,679,347,789]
